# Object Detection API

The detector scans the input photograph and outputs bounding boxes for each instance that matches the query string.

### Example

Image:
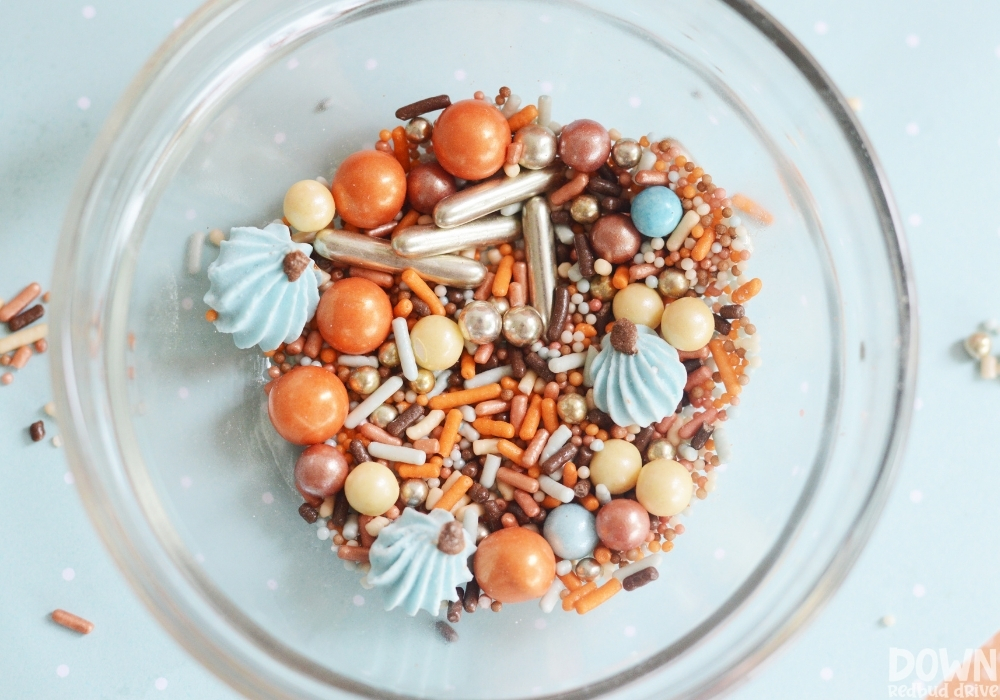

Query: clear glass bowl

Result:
[51,0,918,698]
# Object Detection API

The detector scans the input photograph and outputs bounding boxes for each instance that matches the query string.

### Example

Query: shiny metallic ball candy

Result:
[646,438,677,461]
[369,404,398,428]
[612,138,643,169]
[574,557,602,582]
[400,478,429,507]
[476,523,491,544]
[348,366,381,395]
[490,296,511,316]
[502,305,544,347]
[658,268,690,298]
[513,124,557,170]
[964,332,992,360]
[457,300,503,345]
[410,368,436,394]
[378,341,400,368]
[589,275,617,302]
[405,117,433,143]
[556,393,588,424]
[570,194,601,224]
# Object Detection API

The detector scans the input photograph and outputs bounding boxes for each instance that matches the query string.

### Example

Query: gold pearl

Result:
[556,393,588,424]
[589,275,616,301]
[378,341,400,367]
[570,194,600,224]
[410,368,436,394]
[370,404,398,428]
[348,366,381,395]
[658,268,690,298]
[965,332,992,360]
[646,439,676,461]
[283,180,335,233]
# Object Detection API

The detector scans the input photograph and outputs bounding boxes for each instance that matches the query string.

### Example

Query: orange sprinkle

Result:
[682,185,696,199]
[518,395,543,441]
[500,376,519,391]
[562,582,597,611]
[391,126,411,173]
[429,383,502,410]
[593,546,611,565]
[540,398,559,434]
[393,298,413,318]
[709,339,742,397]
[461,352,476,380]
[393,208,420,234]
[320,348,336,364]
[416,395,429,407]
[580,494,600,511]
[526,466,541,479]
[397,462,442,479]
[433,474,474,511]
[401,268,445,315]
[472,418,516,439]
[437,410,463,457]
[540,495,562,510]
[575,577,622,614]
[673,155,686,166]
[731,278,762,304]
[498,243,513,256]
[731,193,774,226]
[690,224,704,240]
[559,572,584,591]
[379,129,392,142]
[562,462,578,488]
[691,230,715,262]
[205,308,218,322]
[639,136,650,148]
[507,104,539,132]
[612,266,630,290]
[496,439,524,466]
[492,255,515,297]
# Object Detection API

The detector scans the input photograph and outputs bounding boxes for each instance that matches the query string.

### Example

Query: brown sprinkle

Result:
[622,566,659,591]
[298,503,319,523]
[610,318,639,355]
[283,251,312,282]
[51,609,94,635]
[29,420,45,442]
[8,304,44,332]
[437,520,465,555]
[395,94,451,121]
[435,619,459,643]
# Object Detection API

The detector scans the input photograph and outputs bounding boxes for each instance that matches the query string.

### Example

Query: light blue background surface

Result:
[1,1,997,698]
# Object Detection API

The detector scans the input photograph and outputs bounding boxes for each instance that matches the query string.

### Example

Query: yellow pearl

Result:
[588,439,642,495]
[660,297,714,351]
[283,180,335,233]
[409,316,464,371]
[344,461,399,516]
[635,458,693,516]
[410,368,436,394]
[612,283,665,328]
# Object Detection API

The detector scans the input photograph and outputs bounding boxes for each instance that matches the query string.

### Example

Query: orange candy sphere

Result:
[474,527,556,603]
[316,277,393,355]
[432,99,511,181]
[331,150,406,229]
[267,366,348,445]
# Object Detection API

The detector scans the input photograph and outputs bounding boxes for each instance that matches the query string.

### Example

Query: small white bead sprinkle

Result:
[590,439,604,451]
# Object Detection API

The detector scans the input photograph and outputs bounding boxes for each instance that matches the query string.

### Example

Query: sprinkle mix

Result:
[203,86,767,628]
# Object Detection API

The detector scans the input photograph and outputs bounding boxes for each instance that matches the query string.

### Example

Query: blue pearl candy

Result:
[543,503,599,560]
[630,185,682,238]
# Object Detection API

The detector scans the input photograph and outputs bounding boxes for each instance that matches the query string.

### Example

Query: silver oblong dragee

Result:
[433,166,562,229]
[313,230,486,288]
[391,214,521,259]
[522,196,557,326]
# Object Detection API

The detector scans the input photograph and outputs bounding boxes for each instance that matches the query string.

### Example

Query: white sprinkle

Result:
[364,516,390,537]
[539,578,565,613]
[595,483,611,505]
[458,422,480,441]
[343,376,404,428]
[538,475,575,503]
[337,355,379,368]
[590,439,604,452]
[52,435,64,448]
[406,409,446,441]
[666,210,701,252]
[428,370,451,398]
[593,258,613,276]
[613,552,662,581]
[479,454,502,488]
[425,487,443,509]
[392,317,419,381]
[459,405,477,423]
[464,365,512,389]
[548,352,586,374]
[541,425,572,461]
[577,466,590,479]
[368,442,426,465]
[555,225,575,245]
[473,439,501,457]
[317,527,330,540]
[462,508,479,541]
[517,370,538,395]
[880,614,896,627]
